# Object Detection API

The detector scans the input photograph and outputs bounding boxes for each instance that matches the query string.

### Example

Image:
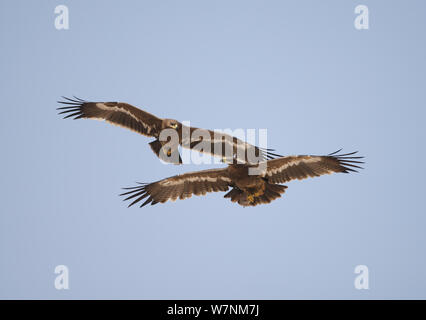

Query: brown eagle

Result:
[120,150,363,207]
[57,96,281,164]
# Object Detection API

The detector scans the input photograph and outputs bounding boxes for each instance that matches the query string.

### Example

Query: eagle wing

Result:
[120,168,232,207]
[263,150,364,184]
[188,128,282,163]
[57,97,163,137]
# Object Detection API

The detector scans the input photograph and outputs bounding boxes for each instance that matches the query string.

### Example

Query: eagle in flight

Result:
[120,150,363,207]
[57,96,281,164]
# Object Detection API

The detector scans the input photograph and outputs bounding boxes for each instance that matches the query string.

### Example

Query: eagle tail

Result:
[223,188,242,202]
[224,183,287,207]
[149,139,182,164]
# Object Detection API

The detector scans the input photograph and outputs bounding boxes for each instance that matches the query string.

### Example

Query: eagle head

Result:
[162,119,180,130]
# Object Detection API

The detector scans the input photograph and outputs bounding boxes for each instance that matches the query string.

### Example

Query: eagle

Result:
[120,150,363,207]
[57,96,281,164]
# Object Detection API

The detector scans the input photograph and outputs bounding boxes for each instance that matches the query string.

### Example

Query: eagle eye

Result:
[170,122,178,129]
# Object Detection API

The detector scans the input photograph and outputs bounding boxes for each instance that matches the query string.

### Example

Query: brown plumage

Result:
[57,96,281,164]
[120,150,364,207]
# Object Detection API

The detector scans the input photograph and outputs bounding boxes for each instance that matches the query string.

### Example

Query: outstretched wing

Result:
[264,150,364,184]
[188,128,282,163]
[57,96,163,137]
[120,168,231,207]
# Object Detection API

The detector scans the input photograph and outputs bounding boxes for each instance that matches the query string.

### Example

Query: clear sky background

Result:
[1,0,425,299]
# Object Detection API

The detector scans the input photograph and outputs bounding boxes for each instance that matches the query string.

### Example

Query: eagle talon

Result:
[247,194,255,203]
[253,190,264,197]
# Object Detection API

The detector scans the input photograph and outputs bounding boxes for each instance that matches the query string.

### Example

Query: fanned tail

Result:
[149,139,182,165]
[224,183,287,207]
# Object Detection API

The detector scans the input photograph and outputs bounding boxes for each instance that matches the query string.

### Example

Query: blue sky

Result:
[1,0,426,298]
